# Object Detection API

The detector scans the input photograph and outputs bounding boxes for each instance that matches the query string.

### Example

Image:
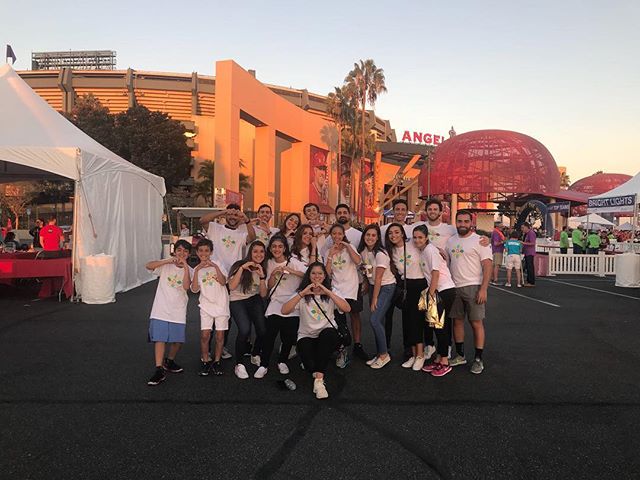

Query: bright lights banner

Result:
[587,194,636,214]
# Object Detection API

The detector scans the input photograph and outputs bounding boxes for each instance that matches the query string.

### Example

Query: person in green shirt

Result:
[587,231,601,254]
[559,226,569,254]
[571,226,585,254]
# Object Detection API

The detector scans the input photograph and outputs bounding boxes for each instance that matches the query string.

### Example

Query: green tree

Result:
[67,94,115,150]
[326,85,356,204]
[112,105,192,188]
[344,59,387,220]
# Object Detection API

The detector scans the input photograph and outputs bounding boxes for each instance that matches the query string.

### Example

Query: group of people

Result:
[490,221,537,287]
[0,217,65,252]
[145,199,493,399]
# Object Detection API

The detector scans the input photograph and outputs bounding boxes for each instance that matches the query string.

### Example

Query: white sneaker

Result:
[412,356,426,371]
[221,347,232,360]
[504,282,511,287]
[251,355,261,366]
[402,356,415,368]
[288,345,297,360]
[370,356,390,369]
[425,345,436,359]
[366,356,378,366]
[253,366,268,379]
[277,362,290,375]
[313,378,328,399]
[234,364,249,379]
[517,284,522,288]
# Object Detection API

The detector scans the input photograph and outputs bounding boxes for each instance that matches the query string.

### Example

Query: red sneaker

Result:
[430,363,452,377]
[421,362,440,373]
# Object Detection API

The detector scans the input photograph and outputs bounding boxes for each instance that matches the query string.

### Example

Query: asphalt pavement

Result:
[1,274,639,479]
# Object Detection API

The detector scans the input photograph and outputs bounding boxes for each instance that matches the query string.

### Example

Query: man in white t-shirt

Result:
[380,198,417,246]
[200,203,257,274]
[423,198,458,251]
[445,210,492,375]
[303,202,328,255]
[320,203,368,361]
[253,203,280,246]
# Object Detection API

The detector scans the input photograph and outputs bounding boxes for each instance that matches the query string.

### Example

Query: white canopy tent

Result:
[589,171,640,240]
[590,171,640,202]
[0,64,166,295]
[568,214,614,229]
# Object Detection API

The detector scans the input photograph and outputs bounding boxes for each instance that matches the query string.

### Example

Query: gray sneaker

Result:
[470,359,484,374]
[449,355,467,367]
[336,348,350,369]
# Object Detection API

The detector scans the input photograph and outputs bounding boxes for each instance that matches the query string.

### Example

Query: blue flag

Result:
[6,45,16,64]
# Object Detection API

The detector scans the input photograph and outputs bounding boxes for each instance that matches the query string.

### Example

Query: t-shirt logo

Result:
[167,274,183,288]
[399,254,413,267]
[332,255,347,270]
[428,232,440,242]
[309,306,324,322]
[451,244,464,258]
[222,235,236,248]
[201,271,217,286]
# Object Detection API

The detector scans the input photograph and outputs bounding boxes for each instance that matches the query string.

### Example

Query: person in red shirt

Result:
[40,217,64,251]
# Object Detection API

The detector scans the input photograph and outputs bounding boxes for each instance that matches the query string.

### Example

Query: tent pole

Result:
[71,179,80,302]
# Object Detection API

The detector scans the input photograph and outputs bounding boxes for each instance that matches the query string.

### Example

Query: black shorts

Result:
[347,286,364,314]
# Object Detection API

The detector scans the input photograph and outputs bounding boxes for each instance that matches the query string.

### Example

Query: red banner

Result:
[309,146,331,213]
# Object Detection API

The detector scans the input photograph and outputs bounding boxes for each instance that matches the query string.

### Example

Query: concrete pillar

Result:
[280,142,309,213]
[254,125,276,211]
[451,193,458,223]
[214,62,240,192]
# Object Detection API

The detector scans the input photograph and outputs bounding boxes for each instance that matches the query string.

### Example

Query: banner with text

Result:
[547,201,571,214]
[587,194,636,214]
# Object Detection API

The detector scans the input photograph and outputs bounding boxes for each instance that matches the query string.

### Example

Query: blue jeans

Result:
[370,284,395,355]
[230,294,266,364]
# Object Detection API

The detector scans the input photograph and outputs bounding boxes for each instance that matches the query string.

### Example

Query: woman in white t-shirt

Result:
[357,224,396,369]
[257,234,306,378]
[228,241,268,380]
[325,224,361,351]
[413,225,456,377]
[291,224,322,265]
[278,213,301,248]
[282,262,351,400]
[385,223,429,372]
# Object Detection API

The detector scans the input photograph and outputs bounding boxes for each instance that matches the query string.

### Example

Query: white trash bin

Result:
[80,254,116,304]
[614,253,640,288]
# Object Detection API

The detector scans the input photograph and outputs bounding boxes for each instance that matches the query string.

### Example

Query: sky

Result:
[2,0,639,183]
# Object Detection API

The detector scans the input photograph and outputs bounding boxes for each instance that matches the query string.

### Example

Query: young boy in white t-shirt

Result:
[146,239,193,386]
[191,238,230,376]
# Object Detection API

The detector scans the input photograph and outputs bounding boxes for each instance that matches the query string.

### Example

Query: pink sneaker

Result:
[421,362,440,373]
[430,363,452,377]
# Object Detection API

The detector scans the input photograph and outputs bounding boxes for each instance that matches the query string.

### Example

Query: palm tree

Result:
[345,59,387,220]
[194,159,252,206]
[326,85,355,204]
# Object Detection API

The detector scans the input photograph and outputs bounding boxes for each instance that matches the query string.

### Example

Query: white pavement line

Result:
[490,286,561,308]
[540,278,640,301]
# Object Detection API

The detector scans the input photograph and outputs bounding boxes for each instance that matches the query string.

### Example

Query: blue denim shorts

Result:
[148,318,186,343]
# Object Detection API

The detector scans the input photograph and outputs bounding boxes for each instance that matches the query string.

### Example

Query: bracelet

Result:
[259,276,266,280]
[297,292,304,299]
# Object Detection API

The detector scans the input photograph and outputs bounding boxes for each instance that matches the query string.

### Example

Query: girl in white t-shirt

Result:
[357,225,396,369]
[325,223,361,364]
[291,224,322,265]
[190,238,230,377]
[257,234,306,378]
[278,213,301,249]
[385,223,429,372]
[228,241,268,380]
[145,239,193,386]
[282,262,351,399]
[413,225,456,377]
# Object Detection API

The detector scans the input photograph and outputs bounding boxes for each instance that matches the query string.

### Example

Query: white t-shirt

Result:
[328,243,360,300]
[228,270,262,302]
[265,257,306,317]
[380,222,417,246]
[297,294,336,340]
[294,246,322,266]
[360,249,396,286]
[419,243,456,291]
[320,226,362,258]
[391,241,424,280]
[310,223,328,254]
[425,222,458,250]
[206,222,249,274]
[254,226,280,246]
[195,266,231,318]
[446,233,493,288]
[149,264,193,324]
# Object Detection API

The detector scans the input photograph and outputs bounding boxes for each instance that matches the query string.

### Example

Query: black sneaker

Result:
[211,361,224,376]
[199,361,212,376]
[163,358,184,373]
[353,343,370,362]
[147,367,166,386]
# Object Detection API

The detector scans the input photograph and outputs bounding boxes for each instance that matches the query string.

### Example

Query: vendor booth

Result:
[0,64,166,298]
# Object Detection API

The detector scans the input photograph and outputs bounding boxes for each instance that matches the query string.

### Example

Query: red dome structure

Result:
[422,130,560,198]
[569,172,632,195]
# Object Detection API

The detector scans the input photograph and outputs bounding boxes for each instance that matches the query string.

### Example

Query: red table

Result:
[0,255,73,299]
